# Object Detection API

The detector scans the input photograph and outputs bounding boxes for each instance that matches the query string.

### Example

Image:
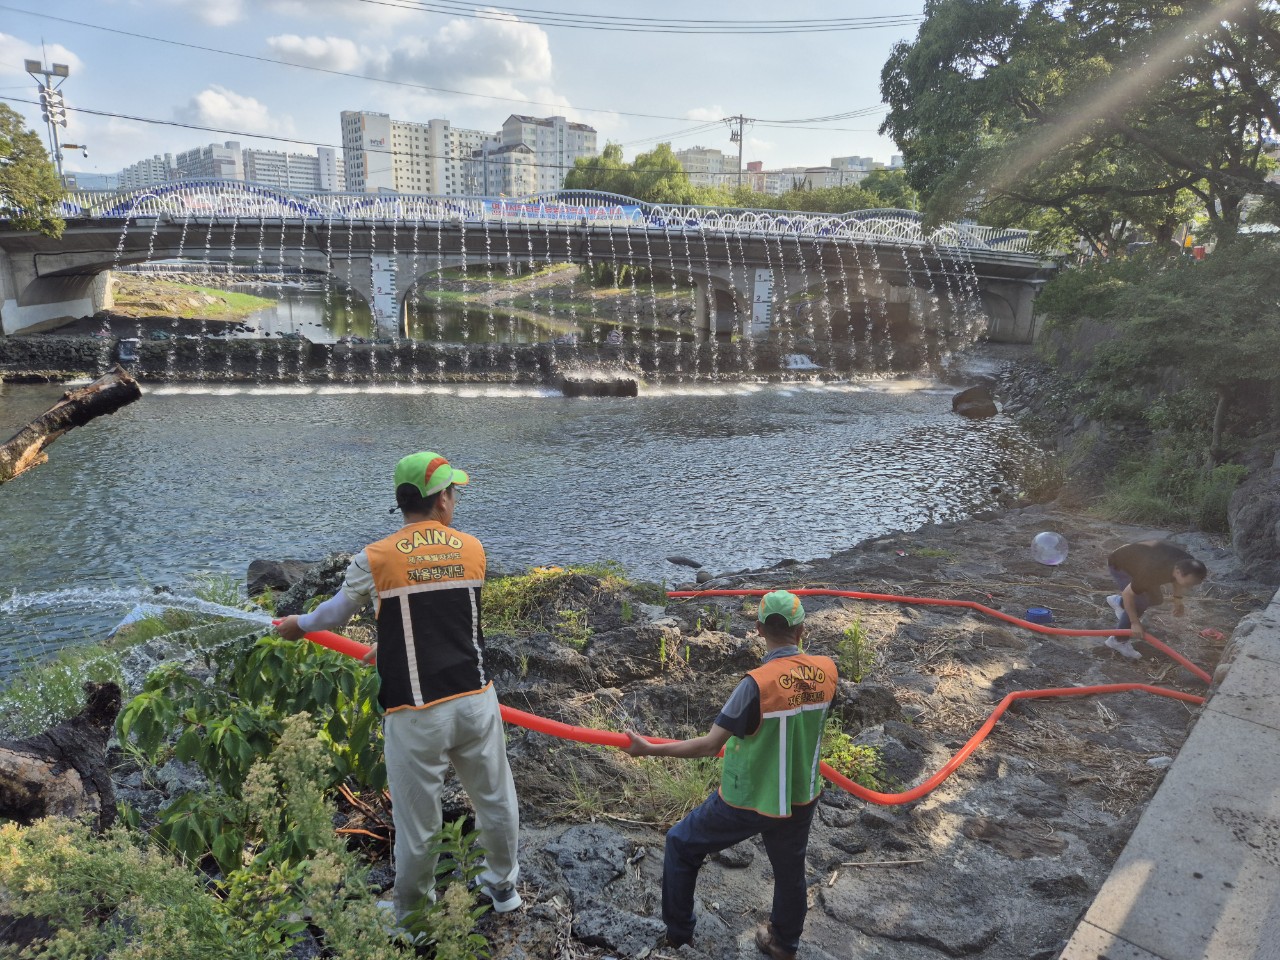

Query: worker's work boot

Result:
[755,923,798,960]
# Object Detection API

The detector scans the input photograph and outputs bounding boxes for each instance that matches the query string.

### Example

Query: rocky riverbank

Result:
[109,503,1274,960]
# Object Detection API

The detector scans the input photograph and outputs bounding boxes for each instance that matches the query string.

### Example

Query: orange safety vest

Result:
[364,520,488,713]
[719,653,837,817]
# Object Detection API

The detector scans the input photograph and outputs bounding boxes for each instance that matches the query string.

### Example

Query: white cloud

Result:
[162,0,245,27]
[166,0,410,27]
[0,34,85,78]
[177,86,293,137]
[265,34,363,72]
[685,106,726,122]
[378,12,554,90]
[263,0,415,27]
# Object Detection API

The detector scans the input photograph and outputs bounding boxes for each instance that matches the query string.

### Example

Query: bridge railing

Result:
[49,180,1035,253]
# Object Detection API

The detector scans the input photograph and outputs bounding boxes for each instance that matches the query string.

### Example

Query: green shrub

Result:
[821,719,886,790]
[836,620,873,683]
[1097,449,1247,532]
[0,818,269,960]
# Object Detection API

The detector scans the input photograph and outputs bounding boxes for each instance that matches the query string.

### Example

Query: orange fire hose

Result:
[668,587,1213,685]
[288,591,1209,805]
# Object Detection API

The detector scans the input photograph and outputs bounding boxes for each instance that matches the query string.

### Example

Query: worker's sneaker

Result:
[1106,595,1124,622]
[1105,636,1142,660]
[755,923,797,960]
[375,901,409,942]
[480,881,523,913]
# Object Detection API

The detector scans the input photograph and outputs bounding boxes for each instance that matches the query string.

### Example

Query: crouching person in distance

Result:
[276,451,521,928]
[619,590,837,960]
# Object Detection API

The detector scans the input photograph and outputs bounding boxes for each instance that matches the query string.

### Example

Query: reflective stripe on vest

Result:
[365,521,488,713]
[719,653,837,817]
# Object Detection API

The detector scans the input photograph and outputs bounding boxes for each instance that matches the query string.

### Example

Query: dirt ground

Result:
[445,504,1272,960]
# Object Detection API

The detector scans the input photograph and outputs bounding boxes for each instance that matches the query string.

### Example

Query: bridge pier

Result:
[979,279,1040,343]
[1,250,116,336]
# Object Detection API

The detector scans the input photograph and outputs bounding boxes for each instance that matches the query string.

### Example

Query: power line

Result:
[0,4,691,122]
[0,5,899,136]
[349,0,923,33]
[1,94,832,181]
[619,121,728,148]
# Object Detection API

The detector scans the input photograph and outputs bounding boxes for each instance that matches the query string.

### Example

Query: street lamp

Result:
[25,58,71,182]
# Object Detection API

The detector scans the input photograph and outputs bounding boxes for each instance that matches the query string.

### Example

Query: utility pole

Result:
[725,115,753,190]
[25,57,70,183]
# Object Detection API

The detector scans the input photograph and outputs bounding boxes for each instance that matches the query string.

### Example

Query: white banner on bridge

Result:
[371,255,397,329]
[751,268,773,335]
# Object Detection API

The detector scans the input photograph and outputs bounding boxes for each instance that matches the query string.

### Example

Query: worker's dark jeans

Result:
[1108,565,1154,632]
[663,790,817,950]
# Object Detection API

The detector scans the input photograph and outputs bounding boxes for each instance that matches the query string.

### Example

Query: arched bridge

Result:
[1,181,1054,340]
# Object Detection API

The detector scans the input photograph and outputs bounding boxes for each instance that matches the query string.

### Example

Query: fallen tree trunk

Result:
[0,682,122,831]
[0,366,141,484]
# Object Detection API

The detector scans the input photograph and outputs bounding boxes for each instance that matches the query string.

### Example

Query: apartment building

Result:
[175,141,243,180]
[119,153,176,190]
[341,111,499,194]
[241,150,323,192]
[500,114,597,193]
[674,145,740,189]
[466,142,536,196]
[760,167,808,196]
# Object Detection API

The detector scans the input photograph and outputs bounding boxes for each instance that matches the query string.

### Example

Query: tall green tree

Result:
[859,169,920,210]
[881,0,1279,248]
[565,142,705,204]
[0,104,64,237]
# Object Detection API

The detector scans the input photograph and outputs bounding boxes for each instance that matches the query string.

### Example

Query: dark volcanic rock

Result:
[273,552,353,616]
[952,383,998,419]
[1229,459,1280,584]
[246,558,319,597]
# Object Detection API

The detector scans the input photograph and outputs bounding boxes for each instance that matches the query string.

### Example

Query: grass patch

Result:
[413,289,474,306]
[560,753,717,825]
[484,562,632,639]
[1096,450,1247,532]
[111,276,275,322]
[437,263,576,284]
[913,547,953,560]
[0,643,126,739]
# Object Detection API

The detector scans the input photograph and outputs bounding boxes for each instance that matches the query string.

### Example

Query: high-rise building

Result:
[674,146,740,189]
[120,153,176,190]
[242,149,324,192]
[175,141,243,180]
[500,115,597,193]
[466,142,536,197]
[341,112,394,192]
[318,146,344,192]
[341,111,499,194]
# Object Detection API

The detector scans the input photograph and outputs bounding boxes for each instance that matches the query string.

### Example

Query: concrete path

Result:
[1060,588,1280,960]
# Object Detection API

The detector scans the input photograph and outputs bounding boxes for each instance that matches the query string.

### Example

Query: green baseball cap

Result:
[394,451,470,498]
[758,590,805,627]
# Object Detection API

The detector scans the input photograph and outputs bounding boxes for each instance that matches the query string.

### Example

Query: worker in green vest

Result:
[620,590,837,960]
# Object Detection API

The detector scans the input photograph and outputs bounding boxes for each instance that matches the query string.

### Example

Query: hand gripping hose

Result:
[291,608,1206,806]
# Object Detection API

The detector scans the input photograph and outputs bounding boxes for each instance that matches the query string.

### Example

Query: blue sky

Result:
[1,1,925,180]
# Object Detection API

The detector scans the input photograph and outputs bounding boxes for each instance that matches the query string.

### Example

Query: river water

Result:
[0,372,1036,675]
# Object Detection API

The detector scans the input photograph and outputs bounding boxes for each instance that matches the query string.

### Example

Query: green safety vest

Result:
[719,653,838,817]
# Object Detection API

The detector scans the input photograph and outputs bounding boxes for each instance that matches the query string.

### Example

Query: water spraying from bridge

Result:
[28,182,1049,386]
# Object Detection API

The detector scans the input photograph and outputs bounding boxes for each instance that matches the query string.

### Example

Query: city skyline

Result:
[0,1,922,181]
